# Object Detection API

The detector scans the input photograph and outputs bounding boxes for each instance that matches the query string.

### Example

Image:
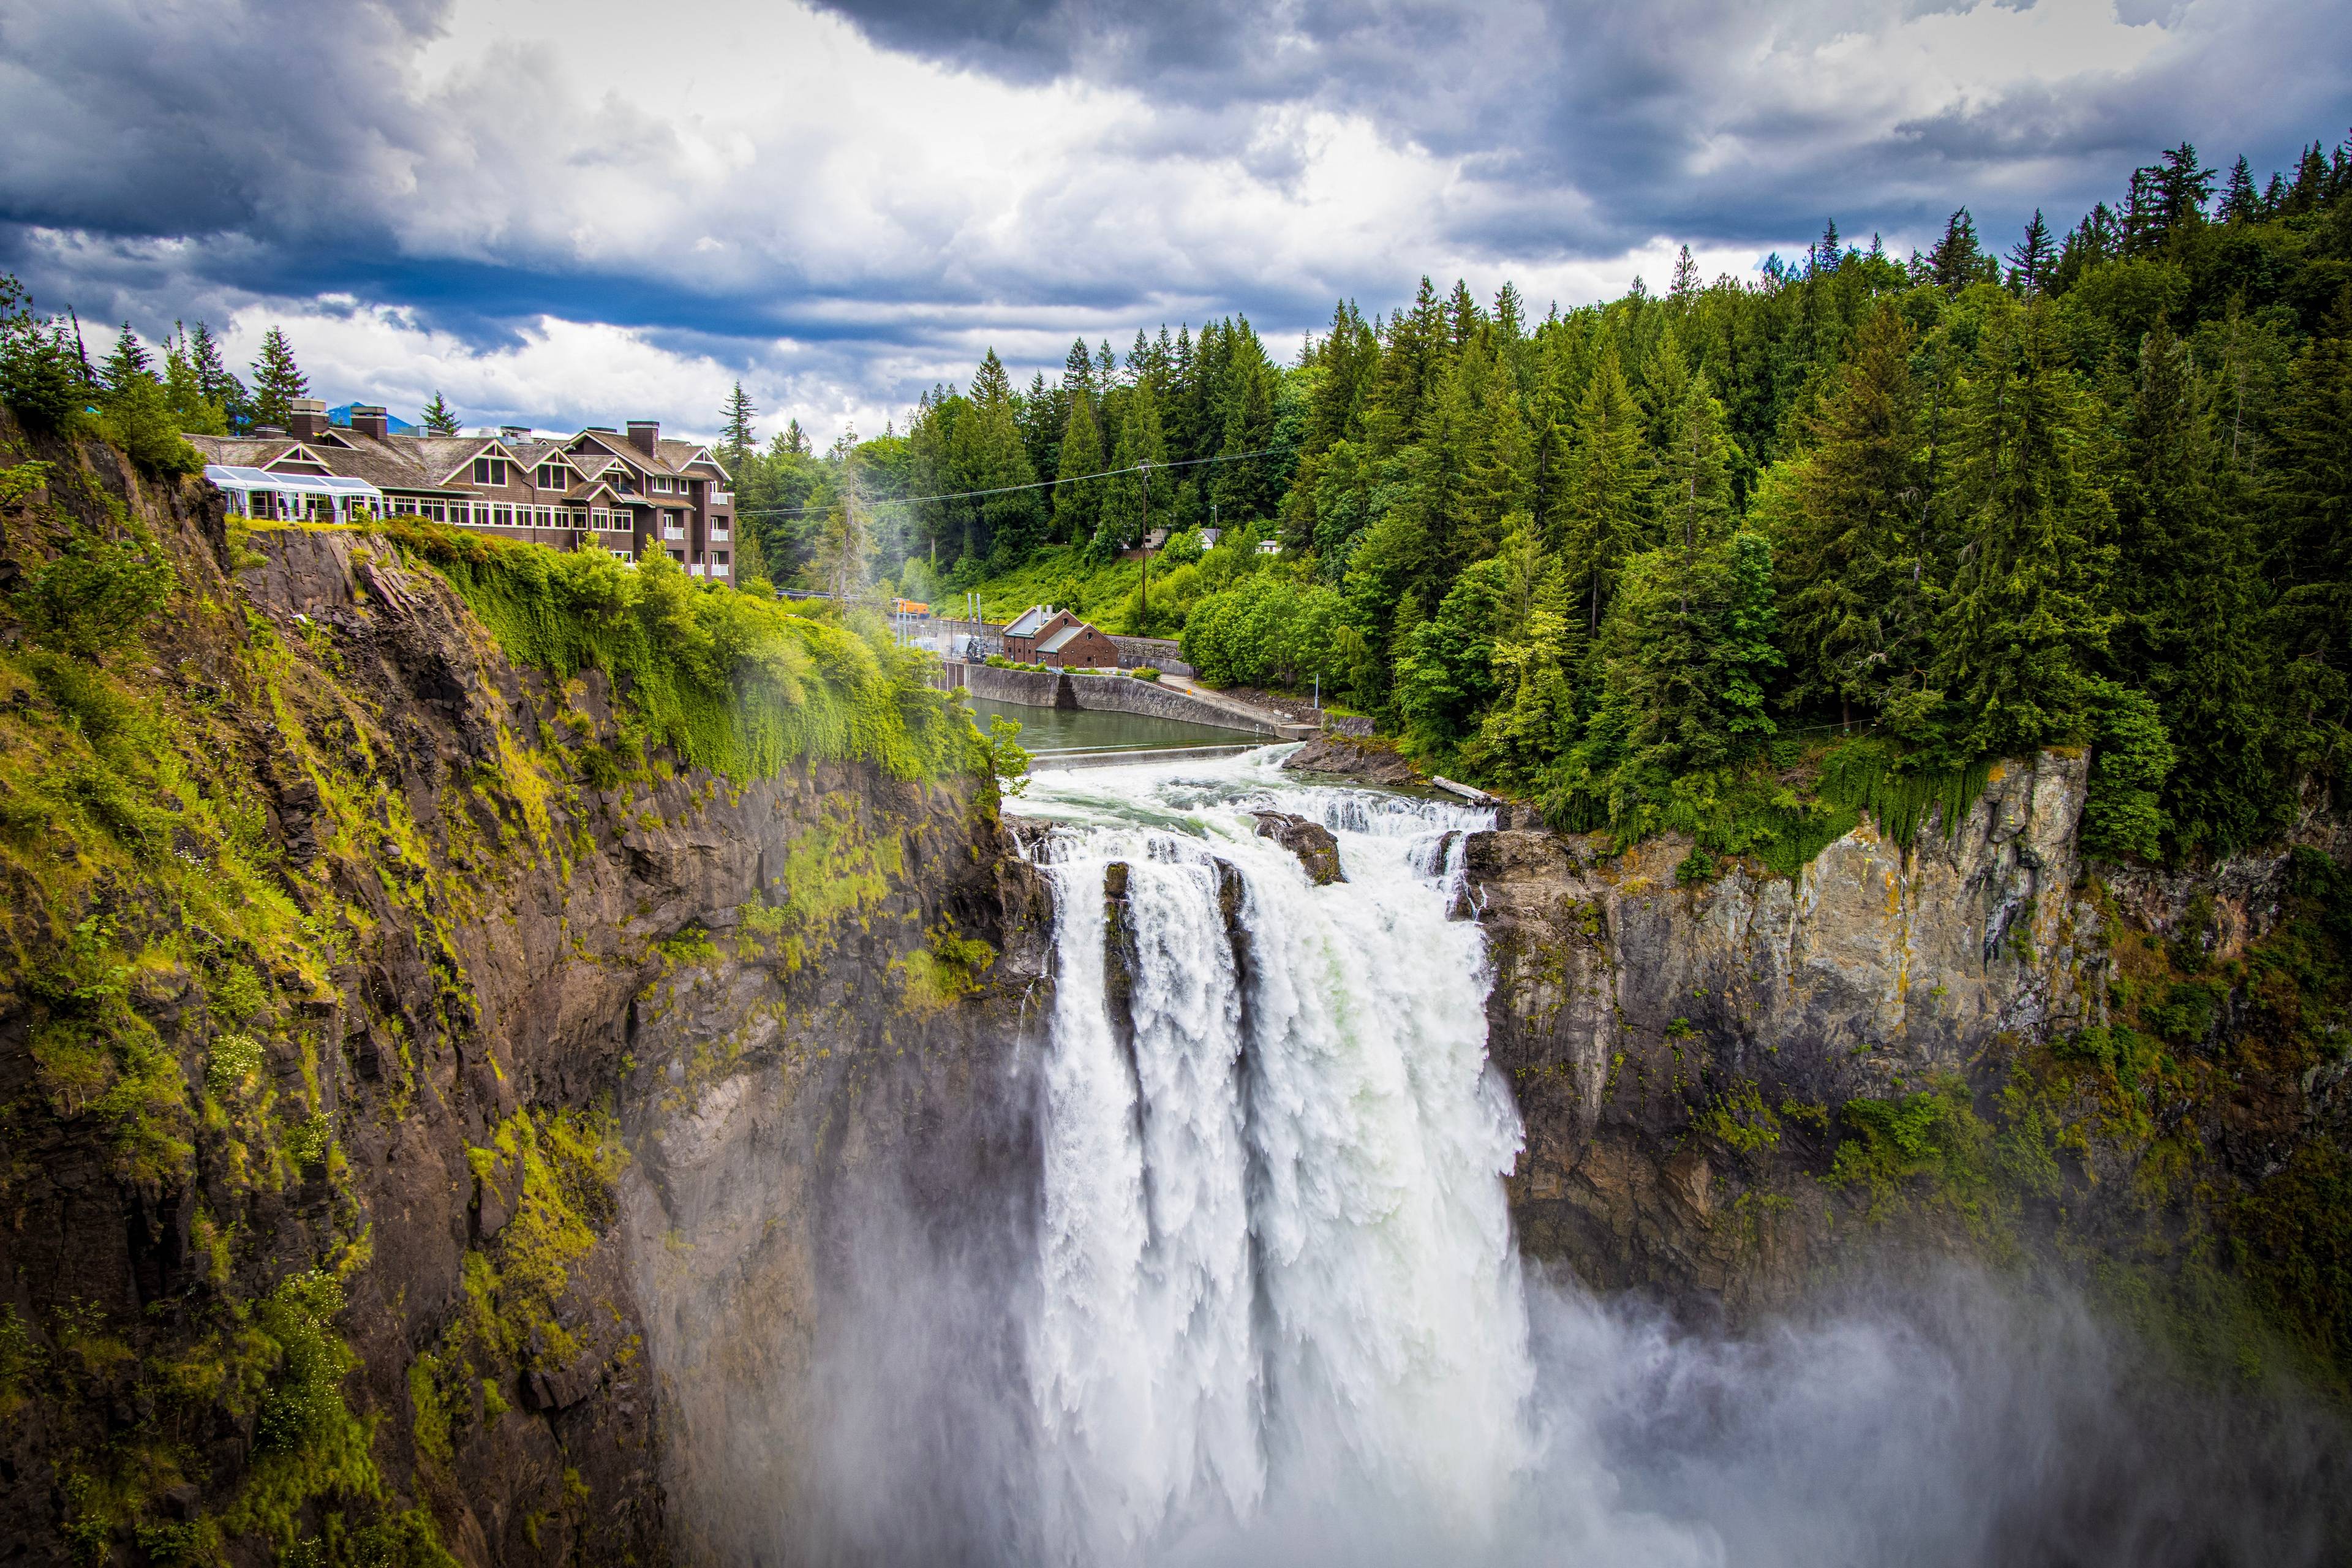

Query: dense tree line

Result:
[740,130,2350,863]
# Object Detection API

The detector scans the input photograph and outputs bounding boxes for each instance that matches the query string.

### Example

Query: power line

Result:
[732,443,1297,519]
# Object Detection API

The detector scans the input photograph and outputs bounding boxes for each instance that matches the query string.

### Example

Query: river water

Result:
[967,693,1256,758]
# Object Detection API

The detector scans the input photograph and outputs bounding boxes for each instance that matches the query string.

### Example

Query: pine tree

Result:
[2220,156,2260,224]
[185,322,246,428]
[420,391,460,437]
[720,380,758,475]
[2007,210,2056,294]
[1554,347,1650,633]
[249,326,307,427]
[1924,296,2116,758]
[954,349,1041,561]
[160,323,226,435]
[1926,209,1997,294]
[1771,304,1930,728]
[782,417,811,456]
[2268,287,2352,778]
[1052,389,1104,545]
[100,323,153,395]
[1098,376,1167,552]
[1596,529,1782,810]
[2110,314,2274,853]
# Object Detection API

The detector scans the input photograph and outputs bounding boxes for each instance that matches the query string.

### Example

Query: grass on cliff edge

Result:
[388,521,990,786]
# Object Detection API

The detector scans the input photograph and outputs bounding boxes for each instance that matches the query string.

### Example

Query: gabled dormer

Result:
[263,442,340,477]
[444,439,525,489]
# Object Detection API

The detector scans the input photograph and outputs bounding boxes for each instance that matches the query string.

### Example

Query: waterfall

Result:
[1020,753,1530,1564]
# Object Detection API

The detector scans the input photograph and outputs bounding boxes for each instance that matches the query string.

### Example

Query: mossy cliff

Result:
[1464,749,2352,1393]
[0,413,1047,1567]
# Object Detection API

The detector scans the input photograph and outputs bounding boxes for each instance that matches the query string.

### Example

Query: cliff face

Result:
[0,427,1046,1567]
[1463,750,2351,1369]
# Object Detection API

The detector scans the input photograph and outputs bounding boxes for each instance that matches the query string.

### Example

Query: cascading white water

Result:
[1020,751,1532,1564]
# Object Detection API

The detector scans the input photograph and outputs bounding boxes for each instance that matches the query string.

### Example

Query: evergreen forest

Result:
[718,133,2352,868]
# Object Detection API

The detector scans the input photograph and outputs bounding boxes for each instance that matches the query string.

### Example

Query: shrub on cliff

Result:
[393,524,983,783]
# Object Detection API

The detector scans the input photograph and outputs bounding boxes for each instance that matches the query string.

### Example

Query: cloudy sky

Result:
[1,0,2343,443]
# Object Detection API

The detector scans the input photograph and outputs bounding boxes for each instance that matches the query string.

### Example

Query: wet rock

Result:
[1281,731,1419,786]
[1251,812,1346,884]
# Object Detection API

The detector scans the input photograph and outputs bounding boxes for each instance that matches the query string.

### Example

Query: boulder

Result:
[1250,812,1346,885]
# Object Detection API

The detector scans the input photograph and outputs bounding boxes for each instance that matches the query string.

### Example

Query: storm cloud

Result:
[0,0,2343,438]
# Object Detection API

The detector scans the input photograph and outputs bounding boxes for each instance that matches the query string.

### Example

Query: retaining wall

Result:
[1065,674,1280,735]
[957,662,1279,735]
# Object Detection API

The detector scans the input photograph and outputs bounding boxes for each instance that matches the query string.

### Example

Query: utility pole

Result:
[1139,458,1152,632]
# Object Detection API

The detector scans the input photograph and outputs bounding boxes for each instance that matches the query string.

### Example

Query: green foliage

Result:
[12,521,179,658]
[1826,1077,1994,1224]
[393,526,981,783]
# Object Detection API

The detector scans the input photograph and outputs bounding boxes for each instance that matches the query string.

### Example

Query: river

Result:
[967,693,1257,758]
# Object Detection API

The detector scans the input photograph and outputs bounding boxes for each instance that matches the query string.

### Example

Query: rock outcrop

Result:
[1250,811,1346,884]
[1281,731,1420,786]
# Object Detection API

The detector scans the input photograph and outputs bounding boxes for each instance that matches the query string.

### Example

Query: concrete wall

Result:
[959,662,1277,734]
[965,662,1065,707]
[1065,673,1278,735]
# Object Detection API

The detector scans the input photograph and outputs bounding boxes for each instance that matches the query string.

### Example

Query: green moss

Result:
[1697,1080,1783,1155]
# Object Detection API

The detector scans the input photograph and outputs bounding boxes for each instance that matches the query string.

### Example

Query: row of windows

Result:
[464,453,694,494]
[390,496,644,532]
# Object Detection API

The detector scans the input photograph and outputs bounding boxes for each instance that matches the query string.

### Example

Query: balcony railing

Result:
[709,526,731,542]
[690,563,707,577]
[710,490,734,508]
[663,526,685,541]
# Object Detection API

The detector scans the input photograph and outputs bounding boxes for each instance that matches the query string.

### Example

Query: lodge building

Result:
[184,399,739,581]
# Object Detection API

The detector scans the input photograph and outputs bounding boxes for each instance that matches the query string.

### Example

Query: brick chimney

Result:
[349,405,390,440]
[626,420,659,456]
[288,398,328,439]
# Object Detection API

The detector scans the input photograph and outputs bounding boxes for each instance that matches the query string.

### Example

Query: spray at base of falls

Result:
[1019,754,1530,1562]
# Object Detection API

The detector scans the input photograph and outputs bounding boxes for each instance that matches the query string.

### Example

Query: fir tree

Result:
[1771,304,1929,728]
[1052,389,1104,545]
[720,380,758,475]
[420,391,460,437]
[2110,314,2273,854]
[2220,156,2260,224]
[1098,376,1168,552]
[1923,296,2116,758]
[2268,288,2352,777]
[249,326,307,428]
[1554,347,1649,633]
[100,323,152,395]
[1925,209,1997,294]
[2007,210,2056,295]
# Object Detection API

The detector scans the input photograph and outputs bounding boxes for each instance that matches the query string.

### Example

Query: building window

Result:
[714,551,728,567]
[652,475,671,492]
[537,463,566,489]
[669,549,685,564]
[473,457,506,485]
[494,505,513,526]
[590,508,608,527]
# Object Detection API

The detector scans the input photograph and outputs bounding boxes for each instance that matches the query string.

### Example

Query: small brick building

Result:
[1003,605,1120,668]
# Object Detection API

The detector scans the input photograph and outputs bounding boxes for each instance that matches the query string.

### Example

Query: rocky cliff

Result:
[0,423,1047,1567]
[1458,748,2351,1378]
